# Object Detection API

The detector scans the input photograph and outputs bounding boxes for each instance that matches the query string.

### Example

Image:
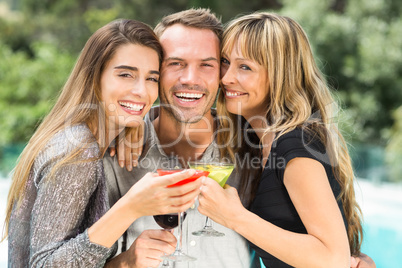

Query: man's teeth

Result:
[119,102,144,111]
[226,91,243,97]
[175,92,203,102]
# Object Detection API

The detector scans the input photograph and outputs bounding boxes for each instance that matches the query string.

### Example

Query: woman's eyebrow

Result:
[114,65,137,71]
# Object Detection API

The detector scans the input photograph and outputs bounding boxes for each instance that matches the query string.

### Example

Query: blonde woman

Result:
[198,13,369,267]
[1,19,201,267]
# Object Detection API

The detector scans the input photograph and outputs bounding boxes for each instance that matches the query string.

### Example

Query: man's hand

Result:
[105,229,176,268]
[350,253,376,268]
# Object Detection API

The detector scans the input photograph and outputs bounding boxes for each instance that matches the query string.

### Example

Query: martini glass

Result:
[156,168,209,262]
[187,161,234,237]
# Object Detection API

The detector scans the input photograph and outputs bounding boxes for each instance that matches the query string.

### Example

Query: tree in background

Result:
[278,0,402,143]
[0,40,75,173]
[9,0,282,54]
[276,0,402,181]
[386,107,402,182]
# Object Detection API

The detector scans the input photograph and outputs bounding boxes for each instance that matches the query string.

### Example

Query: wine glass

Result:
[187,161,234,237]
[155,168,209,262]
[153,213,187,267]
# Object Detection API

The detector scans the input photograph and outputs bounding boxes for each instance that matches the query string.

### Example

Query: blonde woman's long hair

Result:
[1,19,163,242]
[217,12,362,256]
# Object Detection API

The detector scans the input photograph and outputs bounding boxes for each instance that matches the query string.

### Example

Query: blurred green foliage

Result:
[386,106,402,182]
[279,0,402,143]
[0,41,75,145]
[0,0,401,180]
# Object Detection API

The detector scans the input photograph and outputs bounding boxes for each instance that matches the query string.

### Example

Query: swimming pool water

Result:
[361,224,402,267]
[258,179,402,268]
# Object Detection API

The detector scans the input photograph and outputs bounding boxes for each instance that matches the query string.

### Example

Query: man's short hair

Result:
[154,8,223,41]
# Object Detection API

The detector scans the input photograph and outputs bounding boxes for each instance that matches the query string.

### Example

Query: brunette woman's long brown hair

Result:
[1,19,163,242]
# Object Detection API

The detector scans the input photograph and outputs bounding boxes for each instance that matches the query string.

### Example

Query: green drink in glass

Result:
[187,161,234,237]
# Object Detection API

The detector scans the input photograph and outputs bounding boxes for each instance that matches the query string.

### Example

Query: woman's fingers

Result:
[117,135,126,168]
[109,125,144,170]
[154,169,196,187]
[133,122,144,167]
[130,171,203,216]
[130,126,139,168]
[167,176,203,195]
[109,147,116,157]
[169,197,198,212]
[153,172,202,212]
[169,186,200,205]
[125,129,133,171]
[199,177,221,198]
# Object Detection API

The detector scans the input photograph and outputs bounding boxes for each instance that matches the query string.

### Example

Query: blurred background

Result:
[0,0,401,267]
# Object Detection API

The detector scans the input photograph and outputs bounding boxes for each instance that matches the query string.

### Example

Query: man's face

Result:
[158,24,220,123]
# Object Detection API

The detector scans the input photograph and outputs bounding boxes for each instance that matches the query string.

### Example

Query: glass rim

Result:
[156,168,183,170]
[187,161,234,167]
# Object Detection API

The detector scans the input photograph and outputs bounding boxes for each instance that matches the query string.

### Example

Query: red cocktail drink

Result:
[157,169,209,187]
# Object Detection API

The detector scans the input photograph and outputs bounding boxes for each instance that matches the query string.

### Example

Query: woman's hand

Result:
[124,169,203,218]
[197,177,245,230]
[89,170,201,249]
[109,123,144,171]
[350,253,376,268]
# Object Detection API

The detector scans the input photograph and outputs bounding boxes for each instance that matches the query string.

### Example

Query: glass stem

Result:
[176,212,183,252]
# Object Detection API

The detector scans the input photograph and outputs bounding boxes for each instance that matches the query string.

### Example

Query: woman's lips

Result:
[224,89,247,98]
[118,101,145,115]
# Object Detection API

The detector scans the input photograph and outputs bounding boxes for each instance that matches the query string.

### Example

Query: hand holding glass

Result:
[155,168,209,262]
[187,162,234,237]
[153,213,187,267]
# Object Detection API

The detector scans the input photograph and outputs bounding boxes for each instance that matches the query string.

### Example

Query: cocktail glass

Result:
[187,162,234,237]
[156,168,209,262]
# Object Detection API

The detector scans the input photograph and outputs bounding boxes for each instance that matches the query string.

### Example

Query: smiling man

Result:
[104,8,254,268]
[157,23,220,124]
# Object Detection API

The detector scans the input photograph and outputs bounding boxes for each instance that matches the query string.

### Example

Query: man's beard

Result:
[159,85,213,124]
[160,102,206,124]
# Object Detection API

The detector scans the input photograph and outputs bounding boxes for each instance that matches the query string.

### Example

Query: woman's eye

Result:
[147,77,159,83]
[221,58,229,65]
[240,64,251,71]
[118,73,132,78]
